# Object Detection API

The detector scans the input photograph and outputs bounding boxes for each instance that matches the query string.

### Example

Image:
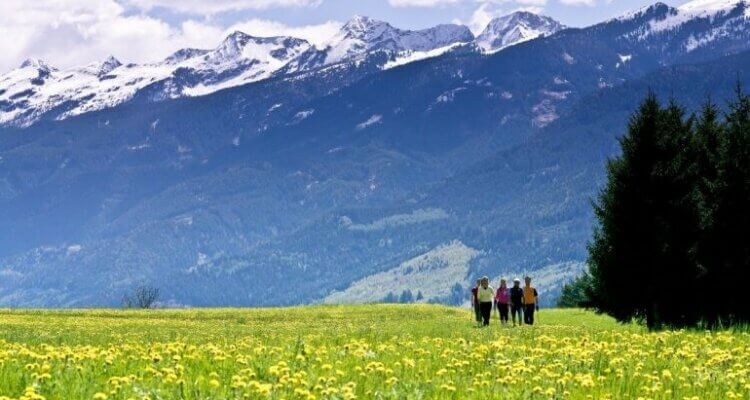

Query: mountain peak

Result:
[339,15,392,40]
[164,48,210,64]
[20,58,53,70]
[476,12,564,53]
[220,30,255,47]
[213,31,262,60]
[75,56,121,76]
[343,15,386,30]
[614,2,674,21]
[678,0,744,12]
[99,56,122,73]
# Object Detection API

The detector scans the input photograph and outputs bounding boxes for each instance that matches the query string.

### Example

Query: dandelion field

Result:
[0,305,748,400]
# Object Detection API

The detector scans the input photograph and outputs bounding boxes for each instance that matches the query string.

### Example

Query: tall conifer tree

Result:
[708,87,750,324]
[587,95,699,328]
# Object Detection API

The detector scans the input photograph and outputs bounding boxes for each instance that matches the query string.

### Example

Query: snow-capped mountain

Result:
[285,16,474,73]
[0,33,312,127]
[325,16,473,62]
[0,17,475,128]
[2,2,749,128]
[476,12,565,53]
[613,0,749,53]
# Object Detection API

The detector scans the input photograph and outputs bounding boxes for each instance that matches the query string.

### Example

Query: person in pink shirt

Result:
[494,278,510,325]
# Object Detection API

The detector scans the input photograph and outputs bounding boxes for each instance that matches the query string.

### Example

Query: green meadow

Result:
[0,305,747,399]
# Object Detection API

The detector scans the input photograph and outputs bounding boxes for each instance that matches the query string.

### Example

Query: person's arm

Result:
[535,289,539,311]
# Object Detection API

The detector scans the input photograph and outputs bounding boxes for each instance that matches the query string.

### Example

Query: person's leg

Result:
[525,305,535,325]
[511,305,519,326]
[482,302,492,326]
[500,304,508,324]
[474,304,482,326]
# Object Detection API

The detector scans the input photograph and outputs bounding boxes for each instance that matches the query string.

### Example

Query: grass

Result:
[0,305,748,399]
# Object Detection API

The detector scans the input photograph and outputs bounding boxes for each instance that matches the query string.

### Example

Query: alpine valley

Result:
[1,0,749,307]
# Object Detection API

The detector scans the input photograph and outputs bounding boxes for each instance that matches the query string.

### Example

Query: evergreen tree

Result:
[399,290,414,304]
[382,292,398,303]
[652,100,702,327]
[416,291,424,301]
[448,283,464,306]
[691,99,725,323]
[705,86,750,325]
[587,94,700,329]
[557,273,592,308]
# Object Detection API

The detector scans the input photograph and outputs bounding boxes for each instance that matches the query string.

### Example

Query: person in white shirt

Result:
[476,276,494,327]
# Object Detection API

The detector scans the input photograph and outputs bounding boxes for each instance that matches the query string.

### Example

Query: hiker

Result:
[471,279,481,326]
[477,276,494,326]
[494,278,510,325]
[523,276,539,325]
[509,278,524,327]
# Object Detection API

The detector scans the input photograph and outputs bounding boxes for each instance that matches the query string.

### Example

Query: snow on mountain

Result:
[324,16,473,64]
[679,0,746,15]
[383,42,465,70]
[0,18,476,127]
[285,16,474,73]
[614,2,672,22]
[78,56,122,76]
[475,12,565,53]
[608,0,750,55]
[0,33,311,127]
[4,3,746,128]
[646,0,745,32]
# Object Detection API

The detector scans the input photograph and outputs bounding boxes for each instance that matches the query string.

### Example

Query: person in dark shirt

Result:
[470,279,481,326]
[509,278,524,327]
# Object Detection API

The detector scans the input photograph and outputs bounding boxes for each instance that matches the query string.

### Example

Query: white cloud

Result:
[515,0,548,6]
[388,0,461,6]
[558,0,596,6]
[476,0,546,4]
[514,5,545,12]
[124,0,322,14]
[467,3,506,33]
[0,0,340,73]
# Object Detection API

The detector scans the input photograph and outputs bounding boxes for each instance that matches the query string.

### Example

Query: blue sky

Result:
[0,0,693,73]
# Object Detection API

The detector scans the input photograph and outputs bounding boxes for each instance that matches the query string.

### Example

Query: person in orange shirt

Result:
[522,276,539,325]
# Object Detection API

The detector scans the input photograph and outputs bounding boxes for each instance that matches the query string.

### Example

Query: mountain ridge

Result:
[1,1,750,307]
[0,12,559,128]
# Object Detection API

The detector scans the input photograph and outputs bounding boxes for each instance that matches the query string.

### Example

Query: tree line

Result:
[561,87,750,329]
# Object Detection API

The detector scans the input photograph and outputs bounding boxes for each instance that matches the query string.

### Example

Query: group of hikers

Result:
[471,276,539,327]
